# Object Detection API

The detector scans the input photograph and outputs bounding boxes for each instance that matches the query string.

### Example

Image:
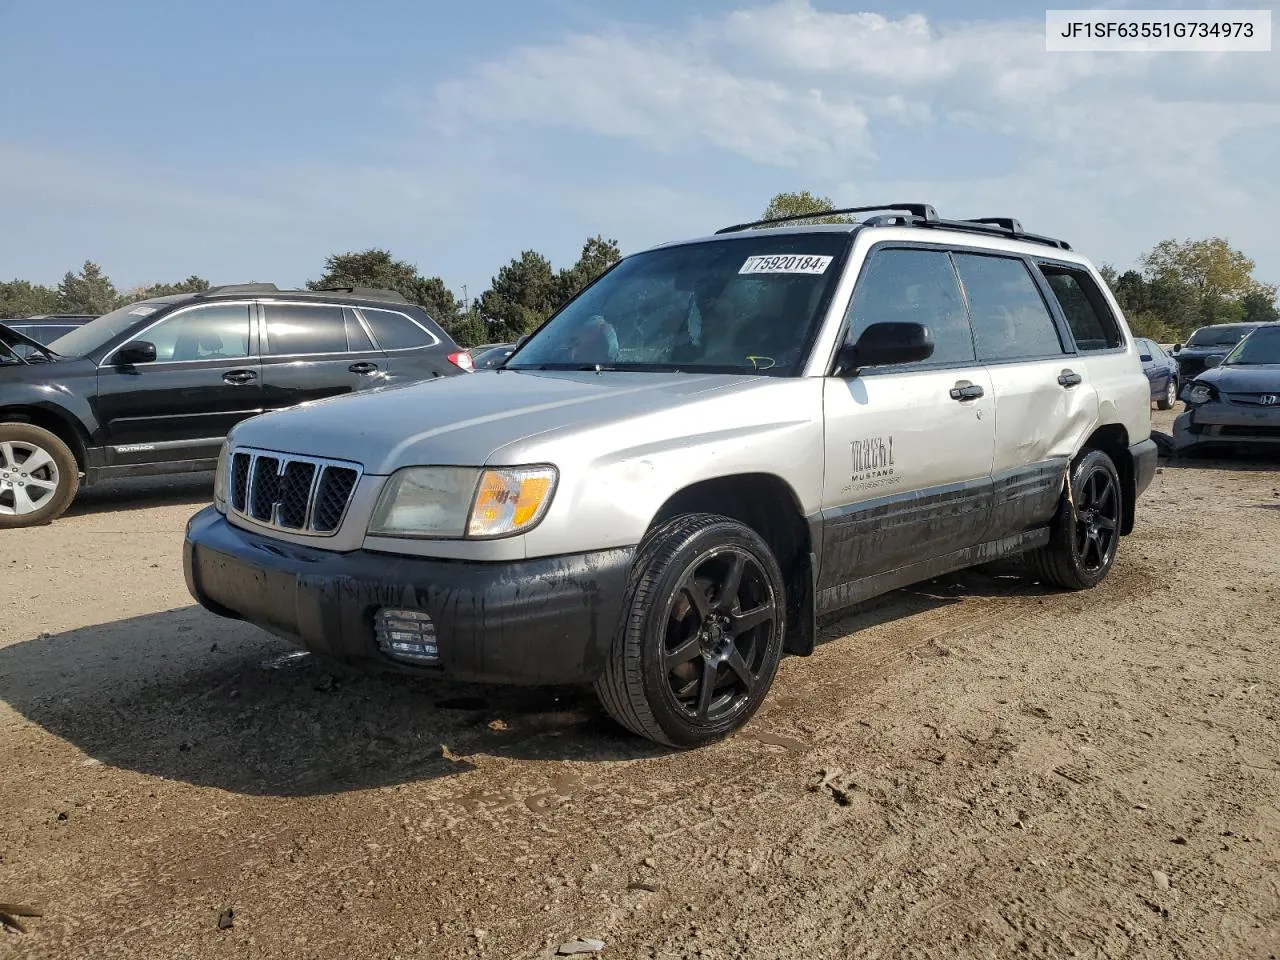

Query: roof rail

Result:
[310,286,409,304]
[195,283,281,296]
[715,203,939,235]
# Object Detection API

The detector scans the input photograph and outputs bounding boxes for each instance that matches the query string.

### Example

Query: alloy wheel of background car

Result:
[1025,448,1122,591]
[0,423,79,528]
[1158,379,1177,410]
[595,513,786,748]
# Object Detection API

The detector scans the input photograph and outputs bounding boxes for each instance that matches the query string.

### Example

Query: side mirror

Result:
[114,340,157,365]
[1204,355,1223,368]
[1172,343,1182,352]
[836,322,934,375]
[1139,354,1153,363]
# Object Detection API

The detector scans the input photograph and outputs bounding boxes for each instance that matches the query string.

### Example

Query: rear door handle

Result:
[223,370,257,385]
[1058,369,1083,388]
[349,361,379,375]
[949,381,985,401]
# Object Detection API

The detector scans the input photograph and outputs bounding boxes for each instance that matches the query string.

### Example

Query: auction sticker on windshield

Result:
[739,255,833,275]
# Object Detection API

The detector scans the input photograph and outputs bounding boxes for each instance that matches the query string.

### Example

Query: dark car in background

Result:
[1136,337,1179,410]
[1172,322,1265,383]
[4,314,97,344]
[470,342,516,369]
[0,283,471,528]
[1174,322,1280,455]
[2,314,97,359]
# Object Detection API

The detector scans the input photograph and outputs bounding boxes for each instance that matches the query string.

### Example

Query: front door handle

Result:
[223,370,257,385]
[949,381,985,401]
[1058,369,1083,388]
[349,361,379,375]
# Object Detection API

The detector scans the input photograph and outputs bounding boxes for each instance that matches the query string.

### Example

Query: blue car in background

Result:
[1136,337,1179,410]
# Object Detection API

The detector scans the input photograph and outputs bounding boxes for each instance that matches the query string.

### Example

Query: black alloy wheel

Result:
[659,546,778,724]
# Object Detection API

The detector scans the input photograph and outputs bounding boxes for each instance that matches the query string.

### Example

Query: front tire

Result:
[1026,449,1122,591]
[595,514,786,748]
[1157,378,1177,410]
[0,423,79,528]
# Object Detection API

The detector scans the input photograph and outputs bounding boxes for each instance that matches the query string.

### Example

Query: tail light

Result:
[447,351,475,372]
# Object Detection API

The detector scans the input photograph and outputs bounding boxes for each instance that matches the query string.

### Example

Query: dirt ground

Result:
[1,407,1277,960]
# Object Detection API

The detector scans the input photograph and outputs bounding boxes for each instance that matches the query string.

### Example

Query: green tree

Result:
[477,250,559,341]
[1239,289,1280,324]
[760,191,853,225]
[57,261,118,315]
[556,235,622,304]
[1141,237,1276,326]
[309,248,460,329]
[0,280,60,318]
[118,275,210,305]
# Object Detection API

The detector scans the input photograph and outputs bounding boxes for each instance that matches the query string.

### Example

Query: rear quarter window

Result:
[1039,265,1123,351]
[360,308,438,350]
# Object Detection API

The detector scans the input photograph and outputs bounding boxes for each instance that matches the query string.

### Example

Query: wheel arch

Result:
[1080,422,1135,535]
[0,404,91,474]
[648,472,817,657]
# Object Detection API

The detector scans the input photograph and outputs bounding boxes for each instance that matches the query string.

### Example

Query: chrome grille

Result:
[228,447,362,536]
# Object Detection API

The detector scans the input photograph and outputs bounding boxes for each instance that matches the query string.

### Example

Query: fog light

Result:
[374,608,440,665]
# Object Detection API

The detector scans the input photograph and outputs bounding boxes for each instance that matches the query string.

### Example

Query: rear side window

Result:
[847,248,975,365]
[1040,266,1123,351]
[953,254,1065,362]
[264,304,347,355]
[360,308,435,350]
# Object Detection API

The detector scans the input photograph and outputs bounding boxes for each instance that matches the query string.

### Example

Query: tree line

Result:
[0,235,623,349]
[4,192,1275,347]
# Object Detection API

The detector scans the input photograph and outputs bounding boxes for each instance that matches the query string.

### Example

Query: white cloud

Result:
[426,0,1280,277]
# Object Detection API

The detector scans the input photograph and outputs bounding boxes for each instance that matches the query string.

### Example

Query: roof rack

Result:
[715,203,939,235]
[714,203,1071,250]
[191,283,410,304]
[195,283,280,296]
[310,286,409,304]
[860,211,1071,251]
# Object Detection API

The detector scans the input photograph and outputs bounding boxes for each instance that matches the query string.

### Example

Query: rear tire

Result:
[595,513,786,748]
[0,422,79,528]
[1025,449,1122,591]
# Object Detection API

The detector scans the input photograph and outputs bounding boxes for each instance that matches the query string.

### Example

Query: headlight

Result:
[367,464,557,539]
[212,444,230,511]
[1185,382,1217,405]
[368,467,481,537]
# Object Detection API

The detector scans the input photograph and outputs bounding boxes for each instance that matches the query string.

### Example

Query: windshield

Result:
[1223,326,1280,365]
[1187,325,1253,348]
[48,300,168,356]
[505,234,850,376]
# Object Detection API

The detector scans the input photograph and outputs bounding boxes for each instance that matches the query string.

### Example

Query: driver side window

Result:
[846,248,976,366]
[143,304,252,362]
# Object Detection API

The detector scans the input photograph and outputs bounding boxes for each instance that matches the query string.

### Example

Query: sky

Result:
[2,0,1278,302]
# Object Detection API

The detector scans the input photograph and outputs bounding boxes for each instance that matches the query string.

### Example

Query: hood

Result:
[1194,363,1280,391]
[229,368,764,474]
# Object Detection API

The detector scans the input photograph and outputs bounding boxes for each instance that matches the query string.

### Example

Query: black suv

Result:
[0,283,471,528]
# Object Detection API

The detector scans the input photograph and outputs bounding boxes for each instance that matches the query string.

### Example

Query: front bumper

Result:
[184,507,634,685]
[1173,403,1280,451]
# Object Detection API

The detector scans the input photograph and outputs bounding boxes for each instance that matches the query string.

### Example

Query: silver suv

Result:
[184,204,1156,747]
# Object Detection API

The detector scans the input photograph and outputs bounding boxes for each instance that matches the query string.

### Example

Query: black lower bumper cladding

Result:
[184,507,634,685]
[1130,437,1158,499]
